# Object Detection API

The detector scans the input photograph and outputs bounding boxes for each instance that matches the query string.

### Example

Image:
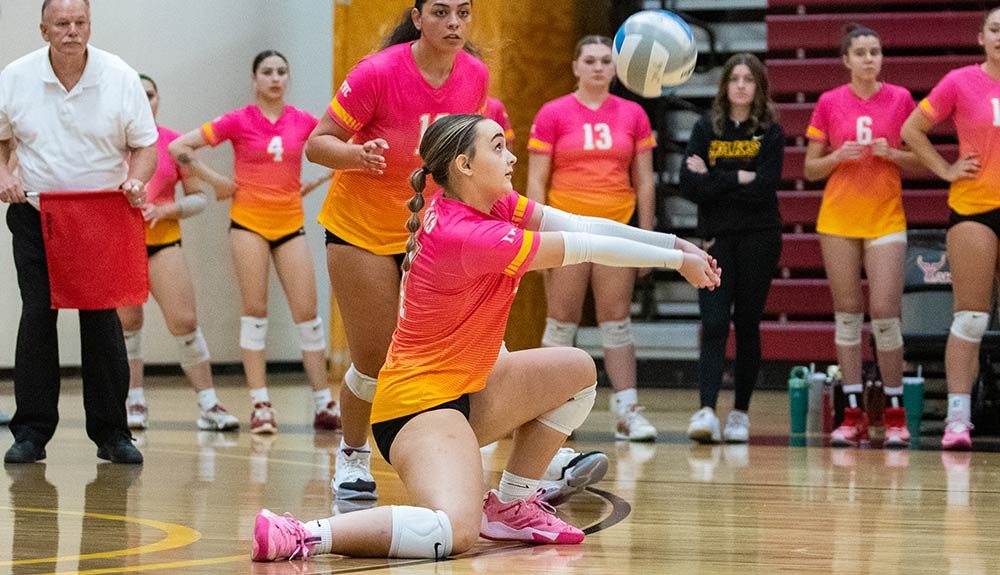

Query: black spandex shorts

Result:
[949,207,1000,238]
[147,239,181,258]
[371,394,471,464]
[230,220,305,249]
[324,230,405,270]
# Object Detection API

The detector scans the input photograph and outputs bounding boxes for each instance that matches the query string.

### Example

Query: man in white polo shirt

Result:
[0,0,158,464]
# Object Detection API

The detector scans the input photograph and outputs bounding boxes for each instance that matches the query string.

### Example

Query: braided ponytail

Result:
[403,167,429,272]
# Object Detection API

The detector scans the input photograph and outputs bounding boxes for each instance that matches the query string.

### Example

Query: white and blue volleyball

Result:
[613,10,698,98]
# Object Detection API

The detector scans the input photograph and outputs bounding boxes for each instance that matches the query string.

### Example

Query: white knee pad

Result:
[123,330,142,361]
[541,318,578,347]
[951,311,990,343]
[296,317,326,352]
[599,318,634,349]
[537,383,597,435]
[174,328,211,369]
[834,312,864,347]
[240,316,268,351]
[389,506,453,559]
[870,317,903,351]
[344,363,377,403]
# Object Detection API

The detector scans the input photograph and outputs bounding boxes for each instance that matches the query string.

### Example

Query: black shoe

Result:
[4,440,46,463]
[97,436,143,464]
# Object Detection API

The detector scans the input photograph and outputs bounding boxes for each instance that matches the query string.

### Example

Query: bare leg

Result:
[946,223,998,396]
[591,264,637,394]
[229,229,272,391]
[863,241,906,388]
[116,306,144,391]
[820,234,866,386]
[272,236,326,392]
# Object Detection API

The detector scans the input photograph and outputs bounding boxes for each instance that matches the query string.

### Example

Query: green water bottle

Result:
[903,365,925,440]
[788,366,810,434]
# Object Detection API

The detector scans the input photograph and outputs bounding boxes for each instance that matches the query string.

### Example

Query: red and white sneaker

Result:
[480,490,584,545]
[250,402,277,434]
[251,509,318,561]
[883,407,910,448]
[831,407,868,447]
[941,418,973,451]
[313,401,342,431]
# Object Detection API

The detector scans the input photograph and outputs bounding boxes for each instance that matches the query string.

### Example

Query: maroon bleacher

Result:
[739,2,973,363]
[768,12,981,51]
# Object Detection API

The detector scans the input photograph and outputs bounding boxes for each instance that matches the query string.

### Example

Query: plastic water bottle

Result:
[807,364,827,434]
[788,366,809,434]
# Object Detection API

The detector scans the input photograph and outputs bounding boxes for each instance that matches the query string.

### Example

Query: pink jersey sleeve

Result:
[489,191,536,229]
[460,221,538,279]
[202,109,242,147]
[807,92,831,143]
[920,70,959,123]
[328,58,380,134]
[527,103,557,155]
[632,105,655,152]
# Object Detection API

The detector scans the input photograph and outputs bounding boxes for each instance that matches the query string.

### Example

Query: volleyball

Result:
[613,10,698,98]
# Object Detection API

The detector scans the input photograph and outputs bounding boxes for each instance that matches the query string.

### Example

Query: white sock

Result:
[842,383,863,408]
[497,470,539,503]
[312,388,333,414]
[341,437,371,455]
[884,385,903,409]
[304,518,333,555]
[197,388,219,412]
[948,394,971,422]
[127,387,145,405]
[612,388,639,415]
[249,387,270,404]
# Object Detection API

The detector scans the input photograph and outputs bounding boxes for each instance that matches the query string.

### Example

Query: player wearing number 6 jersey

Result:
[804,25,923,448]
[902,6,1000,451]
[527,36,659,442]
[169,50,337,435]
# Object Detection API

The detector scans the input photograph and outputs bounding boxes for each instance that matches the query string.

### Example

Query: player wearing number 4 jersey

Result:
[902,6,1000,451]
[169,50,337,435]
[251,114,720,563]
[527,36,659,442]
[805,25,923,448]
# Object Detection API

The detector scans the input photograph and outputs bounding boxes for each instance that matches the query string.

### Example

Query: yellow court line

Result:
[43,554,247,575]
[0,507,200,566]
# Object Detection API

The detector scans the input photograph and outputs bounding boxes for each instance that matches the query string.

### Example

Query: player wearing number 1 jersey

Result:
[902,6,1000,451]
[169,50,338,435]
[527,36,659,442]
[804,25,924,449]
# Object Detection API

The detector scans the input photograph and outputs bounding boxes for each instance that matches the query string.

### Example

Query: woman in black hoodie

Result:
[680,53,784,444]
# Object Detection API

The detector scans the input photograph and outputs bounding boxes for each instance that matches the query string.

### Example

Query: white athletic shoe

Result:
[537,448,609,506]
[332,445,377,500]
[197,404,240,431]
[615,405,658,442]
[126,401,148,430]
[687,407,721,444]
[723,411,750,443]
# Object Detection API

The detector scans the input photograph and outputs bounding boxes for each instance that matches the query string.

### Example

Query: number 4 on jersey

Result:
[267,136,284,162]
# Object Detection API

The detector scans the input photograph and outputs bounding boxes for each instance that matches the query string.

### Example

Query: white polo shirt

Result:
[0,44,158,204]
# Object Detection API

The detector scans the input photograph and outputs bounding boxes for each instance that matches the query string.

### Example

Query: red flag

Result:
[39,190,148,310]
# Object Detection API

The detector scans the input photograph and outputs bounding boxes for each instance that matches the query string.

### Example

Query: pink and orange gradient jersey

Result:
[320,43,489,255]
[145,126,183,246]
[485,97,514,143]
[808,83,913,238]
[372,191,538,424]
[201,105,318,241]
[528,94,655,224]
[920,65,1000,215]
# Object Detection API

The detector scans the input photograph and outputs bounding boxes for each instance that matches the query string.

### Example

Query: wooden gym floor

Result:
[1,373,999,574]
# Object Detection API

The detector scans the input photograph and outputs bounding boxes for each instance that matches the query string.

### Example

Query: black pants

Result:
[6,203,129,447]
[698,228,782,412]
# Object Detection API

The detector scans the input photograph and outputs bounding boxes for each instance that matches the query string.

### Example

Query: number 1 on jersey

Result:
[267,136,284,162]
[992,98,1000,127]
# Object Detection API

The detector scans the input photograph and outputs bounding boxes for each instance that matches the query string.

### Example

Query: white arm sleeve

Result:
[561,232,684,269]
[175,193,208,218]
[540,205,675,249]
